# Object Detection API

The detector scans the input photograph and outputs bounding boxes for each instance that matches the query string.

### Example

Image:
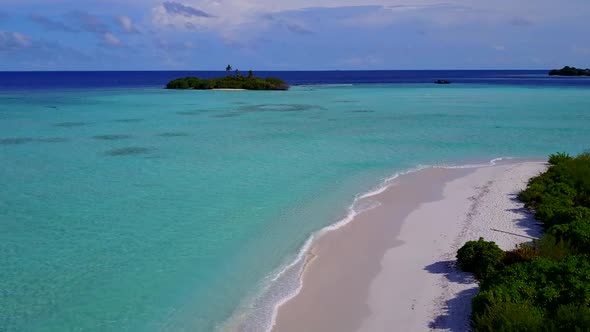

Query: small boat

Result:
[434,80,451,84]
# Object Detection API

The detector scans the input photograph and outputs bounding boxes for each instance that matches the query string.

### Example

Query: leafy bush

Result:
[550,304,590,331]
[463,153,590,331]
[538,233,573,261]
[471,299,545,332]
[472,255,590,330]
[548,152,572,165]
[503,242,539,266]
[519,153,590,221]
[456,238,504,280]
[548,220,590,255]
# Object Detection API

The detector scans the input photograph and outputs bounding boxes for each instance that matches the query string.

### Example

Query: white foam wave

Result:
[297,84,354,88]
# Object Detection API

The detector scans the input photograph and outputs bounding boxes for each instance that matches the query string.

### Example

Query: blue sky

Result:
[0,0,589,70]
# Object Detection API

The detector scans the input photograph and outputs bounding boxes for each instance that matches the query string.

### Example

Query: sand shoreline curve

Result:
[271,160,547,332]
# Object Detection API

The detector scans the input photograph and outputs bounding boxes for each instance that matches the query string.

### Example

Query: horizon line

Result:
[0,68,554,73]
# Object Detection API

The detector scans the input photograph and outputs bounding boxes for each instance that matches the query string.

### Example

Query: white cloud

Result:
[116,15,140,33]
[103,32,122,47]
[0,31,32,50]
[338,7,397,28]
[150,0,588,32]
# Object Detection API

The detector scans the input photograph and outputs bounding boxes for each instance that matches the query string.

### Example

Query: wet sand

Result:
[272,161,547,332]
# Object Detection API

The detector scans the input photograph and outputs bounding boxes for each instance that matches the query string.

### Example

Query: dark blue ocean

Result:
[1,70,590,90]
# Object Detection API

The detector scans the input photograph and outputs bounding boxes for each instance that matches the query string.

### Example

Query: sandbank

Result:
[271,161,547,332]
[212,88,247,91]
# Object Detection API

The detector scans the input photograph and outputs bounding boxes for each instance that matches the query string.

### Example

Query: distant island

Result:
[549,66,590,76]
[434,80,451,84]
[166,65,289,91]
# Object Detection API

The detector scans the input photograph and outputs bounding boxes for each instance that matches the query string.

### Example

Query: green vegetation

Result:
[166,66,289,90]
[456,152,590,331]
[166,75,289,90]
[549,66,590,76]
[456,238,504,280]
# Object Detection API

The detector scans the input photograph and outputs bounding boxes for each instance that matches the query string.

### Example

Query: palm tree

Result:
[226,64,232,72]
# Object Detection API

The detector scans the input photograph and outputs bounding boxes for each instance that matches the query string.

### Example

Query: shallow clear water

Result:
[1,84,589,331]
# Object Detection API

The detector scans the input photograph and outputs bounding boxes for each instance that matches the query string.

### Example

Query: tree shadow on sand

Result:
[424,260,474,284]
[505,193,543,239]
[424,260,478,331]
[429,287,479,331]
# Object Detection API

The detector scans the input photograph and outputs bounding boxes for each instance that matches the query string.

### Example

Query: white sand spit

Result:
[359,162,547,332]
[273,161,547,332]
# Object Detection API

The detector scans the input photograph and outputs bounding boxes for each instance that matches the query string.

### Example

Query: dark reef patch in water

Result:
[157,132,189,137]
[176,110,206,116]
[213,113,241,118]
[104,147,155,156]
[334,100,358,103]
[1,137,70,145]
[351,110,375,113]
[0,137,34,145]
[113,118,143,123]
[239,104,324,113]
[37,137,70,143]
[92,134,133,141]
[54,122,88,128]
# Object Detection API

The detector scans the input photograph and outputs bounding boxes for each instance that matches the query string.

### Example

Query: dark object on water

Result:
[435,80,451,84]
[549,66,590,76]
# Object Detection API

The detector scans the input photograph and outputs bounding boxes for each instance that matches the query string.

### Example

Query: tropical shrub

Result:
[472,255,590,331]
[547,219,590,255]
[456,238,504,280]
[502,242,539,266]
[550,304,590,331]
[471,299,545,332]
[548,152,572,165]
[462,153,590,331]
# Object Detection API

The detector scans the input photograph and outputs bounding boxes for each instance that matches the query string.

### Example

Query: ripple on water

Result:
[156,132,189,137]
[213,113,241,118]
[53,122,88,128]
[0,137,70,145]
[176,110,205,116]
[104,147,155,157]
[36,137,70,143]
[92,134,133,141]
[112,118,143,123]
[239,104,323,113]
[0,138,34,145]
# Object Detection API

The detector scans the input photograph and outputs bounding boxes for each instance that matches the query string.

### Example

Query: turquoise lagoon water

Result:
[1,84,590,331]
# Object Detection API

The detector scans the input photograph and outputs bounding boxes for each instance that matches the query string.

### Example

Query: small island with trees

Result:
[166,65,289,90]
[549,66,590,76]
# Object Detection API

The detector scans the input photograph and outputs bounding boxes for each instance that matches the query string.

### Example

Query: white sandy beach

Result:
[272,161,547,332]
[212,88,247,91]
